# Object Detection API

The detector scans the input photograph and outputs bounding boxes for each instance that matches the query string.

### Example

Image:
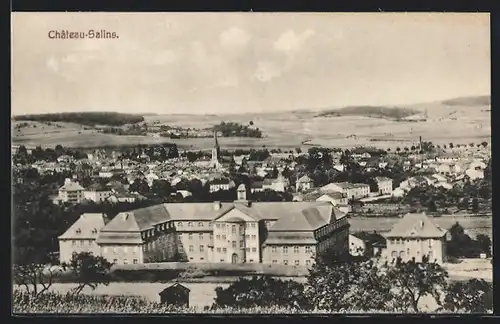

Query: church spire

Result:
[213,129,219,150]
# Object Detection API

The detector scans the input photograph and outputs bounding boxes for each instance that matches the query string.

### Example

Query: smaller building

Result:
[382,213,448,264]
[320,182,370,200]
[159,283,191,308]
[57,178,85,204]
[209,178,235,193]
[374,177,393,195]
[58,213,106,264]
[296,175,314,192]
[83,183,113,203]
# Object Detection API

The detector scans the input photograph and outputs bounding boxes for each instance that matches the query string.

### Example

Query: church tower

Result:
[211,130,221,169]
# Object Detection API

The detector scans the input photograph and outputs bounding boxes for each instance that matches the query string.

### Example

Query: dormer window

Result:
[198,222,203,227]
[91,228,97,234]
[76,228,81,234]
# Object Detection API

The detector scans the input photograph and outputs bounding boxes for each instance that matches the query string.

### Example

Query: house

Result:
[374,177,393,195]
[320,182,370,200]
[58,213,106,264]
[159,283,190,308]
[316,192,349,205]
[250,181,265,193]
[262,176,288,192]
[209,178,235,193]
[382,213,448,264]
[56,178,85,204]
[80,185,350,266]
[465,168,484,180]
[296,175,314,192]
[83,183,113,203]
[107,192,144,203]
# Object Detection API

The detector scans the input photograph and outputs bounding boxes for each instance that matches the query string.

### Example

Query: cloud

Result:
[274,29,315,55]
[219,27,252,51]
[252,61,283,82]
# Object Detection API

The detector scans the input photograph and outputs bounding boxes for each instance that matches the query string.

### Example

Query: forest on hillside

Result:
[316,106,418,120]
[13,112,145,126]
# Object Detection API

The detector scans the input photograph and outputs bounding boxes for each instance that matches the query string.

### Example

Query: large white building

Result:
[59,185,350,267]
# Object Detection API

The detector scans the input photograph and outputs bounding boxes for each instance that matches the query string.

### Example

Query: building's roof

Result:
[250,181,263,189]
[237,183,246,191]
[268,203,340,232]
[58,213,106,240]
[85,183,111,192]
[384,213,447,238]
[321,182,369,191]
[374,176,392,183]
[95,231,143,245]
[210,178,231,185]
[160,283,191,295]
[165,203,233,221]
[59,181,84,192]
[264,232,317,245]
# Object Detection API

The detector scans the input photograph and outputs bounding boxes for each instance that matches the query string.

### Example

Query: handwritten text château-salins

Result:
[48,30,119,39]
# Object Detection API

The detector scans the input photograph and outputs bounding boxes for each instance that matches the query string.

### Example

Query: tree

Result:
[212,276,310,310]
[150,179,174,198]
[443,279,493,313]
[386,258,448,313]
[481,141,488,148]
[249,120,254,126]
[296,147,302,154]
[305,253,393,312]
[396,147,401,153]
[449,143,454,149]
[65,252,113,296]
[129,178,150,195]
[471,198,479,213]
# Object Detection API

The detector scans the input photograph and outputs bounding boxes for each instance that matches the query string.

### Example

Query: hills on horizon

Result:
[12,95,490,122]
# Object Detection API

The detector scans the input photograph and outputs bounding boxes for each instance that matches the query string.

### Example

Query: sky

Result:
[11,13,490,116]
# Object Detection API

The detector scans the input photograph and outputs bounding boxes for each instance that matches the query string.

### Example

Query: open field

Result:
[16,258,491,312]
[12,96,491,149]
[349,215,492,239]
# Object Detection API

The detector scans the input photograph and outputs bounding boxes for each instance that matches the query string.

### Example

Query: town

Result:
[12,129,493,313]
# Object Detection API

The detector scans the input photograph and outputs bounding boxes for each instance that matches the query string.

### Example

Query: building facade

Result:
[320,182,370,200]
[56,178,85,204]
[375,177,393,195]
[63,185,350,266]
[382,213,448,264]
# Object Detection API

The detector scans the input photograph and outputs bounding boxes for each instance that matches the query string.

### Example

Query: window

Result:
[188,222,193,227]
[220,259,225,262]
[294,246,299,254]
[272,246,277,253]
[428,240,432,248]
[92,228,97,234]
[399,251,405,258]
[305,246,312,253]
[133,259,138,264]
[216,223,221,229]
[251,235,256,240]
[72,240,76,246]
[200,257,204,261]
[80,240,84,246]
[252,247,257,253]
[200,245,204,252]
[198,222,203,227]
[272,260,277,264]
[113,259,118,263]
[222,235,227,240]
[209,222,213,228]
[232,225,236,234]
[245,234,250,239]
[76,228,81,234]
[189,233,193,240]
[251,223,256,229]
[199,233,204,240]
[113,247,117,254]
[232,241,237,248]
[209,233,213,241]
[245,247,250,252]
[249,259,254,262]
[295,260,300,266]
[223,248,227,253]
[123,247,128,253]
[240,240,244,248]
[189,245,194,252]
[283,260,288,265]
[306,260,311,266]
[216,235,221,240]
[283,246,288,254]
[178,233,183,239]
[217,248,221,252]
[179,246,184,252]
[123,259,128,264]
[407,248,410,255]
[245,223,249,229]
